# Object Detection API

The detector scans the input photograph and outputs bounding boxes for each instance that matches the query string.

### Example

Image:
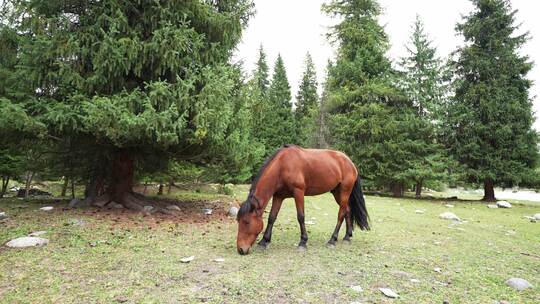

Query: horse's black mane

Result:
[237,144,296,220]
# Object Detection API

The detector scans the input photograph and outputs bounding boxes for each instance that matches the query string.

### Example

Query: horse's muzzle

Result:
[237,247,250,255]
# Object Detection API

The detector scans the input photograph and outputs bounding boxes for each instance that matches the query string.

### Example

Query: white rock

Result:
[415,210,425,214]
[533,213,540,220]
[166,205,181,211]
[306,220,316,225]
[5,237,49,248]
[445,204,455,208]
[434,267,442,273]
[0,212,7,220]
[350,285,363,292]
[487,204,498,209]
[110,202,124,209]
[379,288,399,298]
[410,279,420,283]
[28,231,47,237]
[497,201,512,208]
[439,212,460,221]
[202,208,212,215]
[143,205,154,212]
[228,206,239,217]
[214,258,225,262]
[505,278,533,291]
[39,206,53,211]
[180,256,195,263]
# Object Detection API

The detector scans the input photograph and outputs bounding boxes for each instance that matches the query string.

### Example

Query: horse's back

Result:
[279,146,357,195]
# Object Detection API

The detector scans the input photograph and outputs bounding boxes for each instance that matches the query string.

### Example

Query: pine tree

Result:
[0,0,257,208]
[323,0,416,196]
[253,45,270,96]
[295,53,319,146]
[398,15,452,197]
[449,0,538,201]
[264,54,295,150]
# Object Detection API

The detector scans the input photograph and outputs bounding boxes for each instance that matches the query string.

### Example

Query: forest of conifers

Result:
[1,0,538,206]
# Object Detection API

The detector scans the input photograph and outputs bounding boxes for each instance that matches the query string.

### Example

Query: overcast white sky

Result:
[234,0,540,130]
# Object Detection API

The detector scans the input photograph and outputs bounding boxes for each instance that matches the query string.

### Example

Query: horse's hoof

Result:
[343,238,352,245]
[297,245,307,252]
[326,241,336,248]
[257,243,268,250]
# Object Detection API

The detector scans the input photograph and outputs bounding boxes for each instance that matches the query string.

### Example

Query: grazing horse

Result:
[236,145,370,255]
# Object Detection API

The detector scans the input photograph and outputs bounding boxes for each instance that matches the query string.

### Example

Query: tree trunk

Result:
[61,177,69,197]
[415,181,422,198]
[157,184,163,195]
[24,172,35,200]
[1,176,9,198]
[70,178,75,199]
[109,149,135,202]
[167,179,173,194]
[390,182,403,197]
[483,178,496,201]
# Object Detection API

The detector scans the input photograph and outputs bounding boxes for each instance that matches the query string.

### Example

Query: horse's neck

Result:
[253,162,279,210]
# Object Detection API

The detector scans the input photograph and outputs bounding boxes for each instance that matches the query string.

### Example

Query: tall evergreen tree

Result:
[449,0,538,200]
[253,44,270,95]
[398,15,452,197]
[295,52,319,146]
[264,54,295,150]
[323,0,417,196]
[0,0,256,208]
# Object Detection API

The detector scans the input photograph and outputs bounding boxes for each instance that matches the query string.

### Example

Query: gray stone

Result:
[0,212,7,220]
[110,202,124,209]
[143,205,155,213]
[445,204,455,208]
[5,236,49,248]
[415,210,425,214]
[67,218,85,226]
[533,213,540,220]
[497,201,512,208]
[439,212,460,221]
[505,278,533,291]
[166,205,181,211]
[228,206,239,217]
[379,288,399,298]
[180,256,195,263]
[203,208,212,215]
[28,231,47,237]
[350,285,363,292]
[39,206,53,211]
[487,204,498,209]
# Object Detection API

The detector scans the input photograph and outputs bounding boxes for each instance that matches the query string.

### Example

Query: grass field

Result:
[0,186,539,303]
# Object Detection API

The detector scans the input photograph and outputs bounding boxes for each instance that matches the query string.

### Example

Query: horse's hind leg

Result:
[328,188,352,246]
[258,195,283,249]
[293,189,308,250]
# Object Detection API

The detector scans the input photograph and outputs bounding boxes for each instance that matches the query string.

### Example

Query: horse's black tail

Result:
[349,177,370,230]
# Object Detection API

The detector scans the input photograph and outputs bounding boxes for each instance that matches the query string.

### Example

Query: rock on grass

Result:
[497,201,512,208]
[0,212,7,220]
[505,278,533,291]
[439,212,460,221]
[379,288,399,298]
[180,256,195,263]
[39,206,53,211]
[533,213,540,220]
[5,237,49,248]
[350,285,363,292]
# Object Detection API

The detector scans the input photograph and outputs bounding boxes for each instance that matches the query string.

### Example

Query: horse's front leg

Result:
[258,195,283,249]
[293,189,308,250]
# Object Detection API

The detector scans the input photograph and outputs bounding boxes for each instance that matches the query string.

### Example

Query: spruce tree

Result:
[398,15,451,197]
[0,0,257,208]
[253,45,270,96]
[323,0,415,196]
[449,0,538,200]
[295,53,319,146]
[264,54,295,150]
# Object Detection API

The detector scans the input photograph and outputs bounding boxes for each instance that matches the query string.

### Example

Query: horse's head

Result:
[236,198,263,255]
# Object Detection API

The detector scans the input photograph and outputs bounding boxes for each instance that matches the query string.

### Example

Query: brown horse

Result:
[236,145,370,255]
